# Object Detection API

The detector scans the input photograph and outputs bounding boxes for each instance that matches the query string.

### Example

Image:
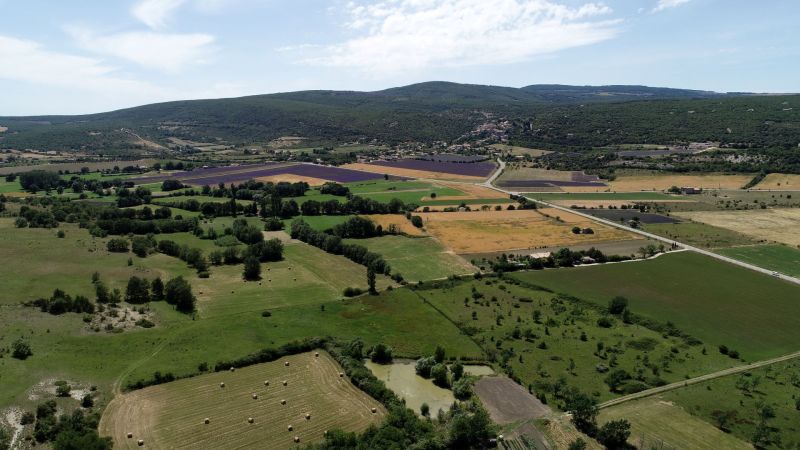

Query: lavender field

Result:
[132,163,385,186]
[368,159,495,177]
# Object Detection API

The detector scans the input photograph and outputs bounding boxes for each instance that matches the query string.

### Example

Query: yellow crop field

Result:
[609,174,752,191]
[753,173,800,190]
[675,208,800,246]
[100,351,385,449]
[416,208,638,253]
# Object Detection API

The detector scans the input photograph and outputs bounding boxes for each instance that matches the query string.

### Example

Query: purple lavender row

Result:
[368,159,495,177]
[498,180,608,187]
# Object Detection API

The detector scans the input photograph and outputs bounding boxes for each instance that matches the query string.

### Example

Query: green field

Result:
[0,218,482,413]
[644,222,757,248]
[599,397,751,450]
[346,180,459,195]
[281,214,353,231]
[526,192,678,201]
[509,251,800,360]
[415,277,735,402]
[717,244,800,277]
[0,179,22,193]
[344,235,476,282]
[664,359,800,449]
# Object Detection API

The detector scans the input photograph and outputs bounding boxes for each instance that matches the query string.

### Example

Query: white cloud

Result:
[132,0,187,29]
[0,34,170,100]
[652,0,691,13]
[66,26,216,73]
[299,0,619,75]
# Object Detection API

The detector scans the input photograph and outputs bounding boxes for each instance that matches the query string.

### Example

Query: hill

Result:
[0,82,797,155]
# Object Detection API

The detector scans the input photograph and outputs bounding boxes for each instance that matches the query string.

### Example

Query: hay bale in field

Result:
[339,372,344,377]
[204,418,210,424]
[287,425,293,431]
[315,352,319,357]
[248,417,254,424]
[305,413,311,420]
[230,366,235,372]
[252,393,258,399]
[264,380,270,386]
[137,439,144,446]
[127,432,133,438]
[294,436,300,443]
[220,382,225,388]
[281,399,286,405]
[283,380,288,386]
[284,361,290,367]
[371,407,377,413]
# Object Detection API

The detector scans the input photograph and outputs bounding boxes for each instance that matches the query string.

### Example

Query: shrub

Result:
[369,343,393,364]
[596,316,614,328]
[106,238,129,252]
[343,287,363,297]
[12,338,33,359]
[452,378,472,400]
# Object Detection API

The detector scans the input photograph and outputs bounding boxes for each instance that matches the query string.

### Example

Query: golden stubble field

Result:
[416,208,639,254]
[609,174,753,191]
[99,351,385,450]
[674,208,800,247]
[753,173,800,190]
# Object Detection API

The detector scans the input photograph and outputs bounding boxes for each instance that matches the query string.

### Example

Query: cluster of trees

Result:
[291,219,390,275]
[331,216,384,238]
[93,216,196,235]
[25,289,94,315]
[154,239,209,275]
[121,275,195,313]
[18,170,62,192]
[26,400,111,449]
[116,186,152,207]
[319,182,350,196]
[16,205,58,228]
[490,247,629,272]
[415,346,473,400]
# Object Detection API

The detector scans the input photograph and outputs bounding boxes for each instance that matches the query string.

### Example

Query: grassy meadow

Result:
[717,244,800,277]
[509,251,800,360]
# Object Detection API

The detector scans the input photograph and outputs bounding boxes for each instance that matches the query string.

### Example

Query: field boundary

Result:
[598,350,800,410]
[485,159,800,286]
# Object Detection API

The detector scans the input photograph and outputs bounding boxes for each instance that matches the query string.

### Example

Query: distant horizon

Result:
[2,80,797,118]
[2,1,799,115]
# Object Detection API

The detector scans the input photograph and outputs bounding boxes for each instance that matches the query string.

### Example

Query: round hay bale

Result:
[305,413,311,420]
[264,380,270,386]
[248,417,254,424]
[282,380,288,386]
[220,382,225,388]
[371,407,377,414]
[339,372,344,377]
[294,436,300,443]
[281,399,286,405]
[287,425,293,431]
[127,432,133,439]
[204,418,210,424]
[315,352,319,357]
[284,361,290,367]
[229,366,235,372]
[323,430,328,436]
[137,439,144,446]
[252,393,258,400]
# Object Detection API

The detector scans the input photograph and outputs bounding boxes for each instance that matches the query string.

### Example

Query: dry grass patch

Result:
[674,208,800,246]
[100,351,384,450]
[362,214,427,236]
[416,209,638,254]
[753,173,800,190]
[610,174,752,191]
[424,182,509,201]
[256,174,330,186]
[342,163,485,181]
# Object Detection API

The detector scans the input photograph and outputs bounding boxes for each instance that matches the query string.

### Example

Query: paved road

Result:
[597,350,800,409]
[483,159,800,286]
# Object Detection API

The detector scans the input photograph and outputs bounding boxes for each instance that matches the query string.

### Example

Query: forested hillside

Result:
[0,82,797,154]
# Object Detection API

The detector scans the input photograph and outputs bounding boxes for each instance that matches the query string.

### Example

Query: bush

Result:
[12,338,33,359]
[369,343,393,364]
[410,215,424,228]
[264,217,284,231]
[106,238,129,253]
[343,287,363,297]
[596,316,614,328]
[452,378,472,400]
[261,310,272,318]
[135,319,155,328]
[430,363,449,387]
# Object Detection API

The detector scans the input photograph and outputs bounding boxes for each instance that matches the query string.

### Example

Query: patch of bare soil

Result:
[87,304,155,333]
[474,376,550,424]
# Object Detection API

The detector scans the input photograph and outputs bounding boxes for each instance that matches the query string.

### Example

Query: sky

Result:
[1,0,798,115]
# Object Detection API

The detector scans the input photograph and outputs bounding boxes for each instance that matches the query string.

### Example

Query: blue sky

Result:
[1,0,798,115]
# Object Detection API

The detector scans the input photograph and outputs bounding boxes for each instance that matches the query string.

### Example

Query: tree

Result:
[415,356,436,378]
[12,338,33,359]
[164,277,196,313]
[106,238,129,253]
[565,391,598,436]
[451,361,464,381]
[125,276,150,304]
[434,345,446,363]
[243,256,261,280]
[369,343,393,364]
[604,369,632,393]
[430,363,449,387]
[151,277,164,301]
[410,215,424,228]
[452,378,472,400]
[367,267,377,294]
[568,438,587,450]
[596,419,631,449]
[94,281,110,304]
[420,403,430,417]
[710,410,737,432]
[608,296,628,315]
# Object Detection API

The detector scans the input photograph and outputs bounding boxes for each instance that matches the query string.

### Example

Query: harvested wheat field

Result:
[675,208,800,247]
[416,209,638,254]
[362,214,428,236]
[100,351,385,449]
[610,174,752,191]
[552,200,636,209]
[752,173,800,190]
[342,163,486,181]
[256,174,330,186]
[424,181,509,200]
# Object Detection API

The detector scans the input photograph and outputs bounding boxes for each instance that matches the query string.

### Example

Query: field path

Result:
[485,159,800,286]
[597,350,800,410]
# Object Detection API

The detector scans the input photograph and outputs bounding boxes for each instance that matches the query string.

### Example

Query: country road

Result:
[597,350,800,409]
[483,159,800,286]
